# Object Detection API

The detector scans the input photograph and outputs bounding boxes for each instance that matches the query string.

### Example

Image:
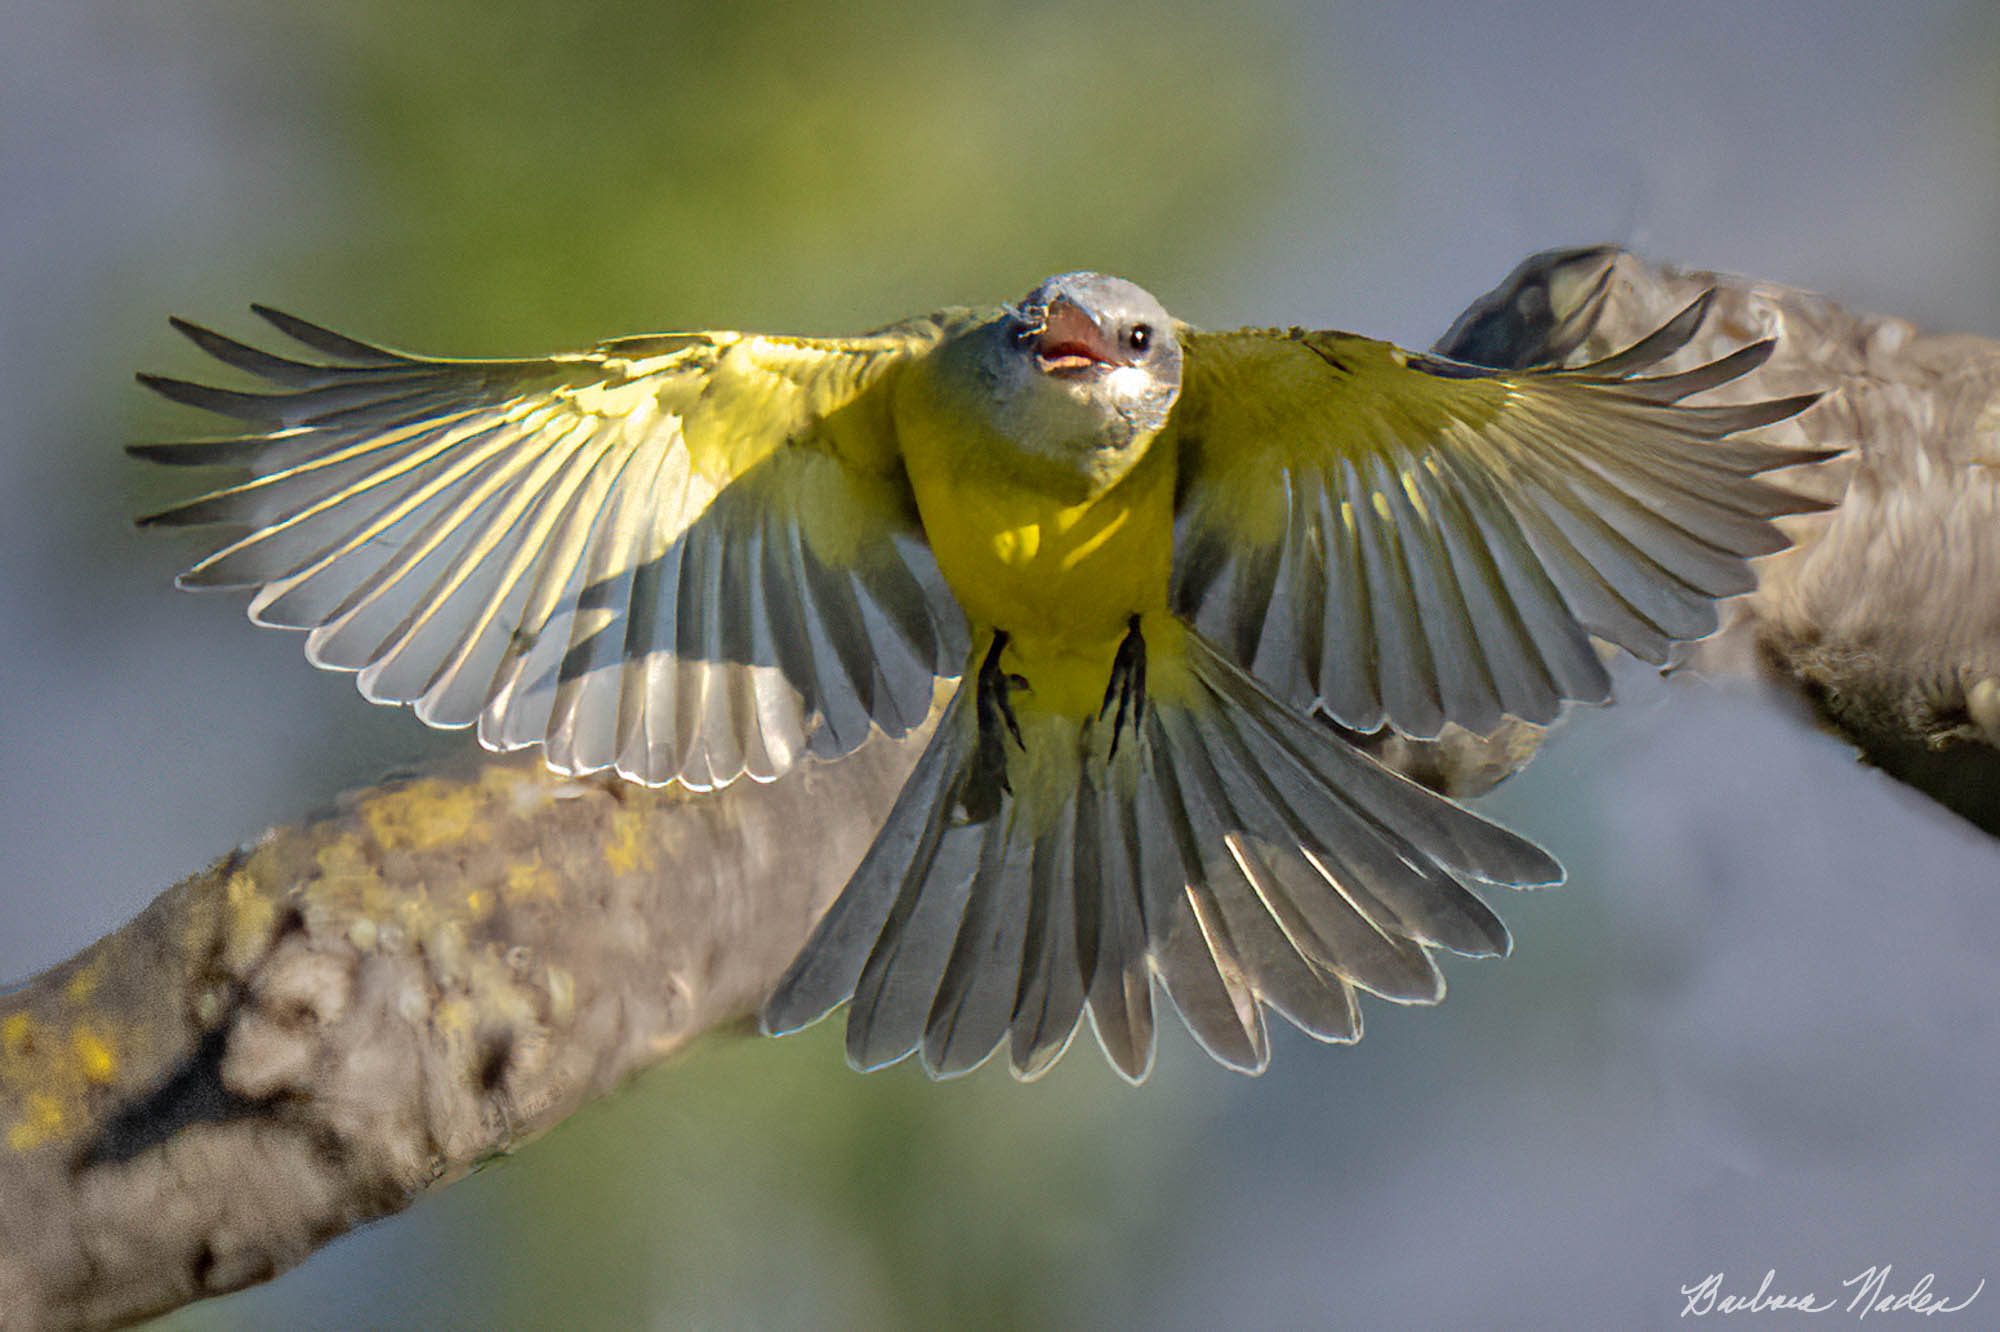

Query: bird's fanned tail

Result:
[761,628,1560,1082]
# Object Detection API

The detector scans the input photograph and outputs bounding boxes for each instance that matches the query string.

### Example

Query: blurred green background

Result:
[5,1,2000,1327]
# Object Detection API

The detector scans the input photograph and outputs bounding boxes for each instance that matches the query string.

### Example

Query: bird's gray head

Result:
[964,271,1183,494]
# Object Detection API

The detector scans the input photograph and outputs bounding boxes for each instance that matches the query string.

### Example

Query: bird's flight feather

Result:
[1172,293,1828,737]
[763,630,1551,1081]
[135,308,978,787]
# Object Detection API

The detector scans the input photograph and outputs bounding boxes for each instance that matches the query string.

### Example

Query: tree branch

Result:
[0,739,921,1331]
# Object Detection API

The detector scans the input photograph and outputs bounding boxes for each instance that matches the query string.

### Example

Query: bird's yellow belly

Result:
[909,446,1176,718]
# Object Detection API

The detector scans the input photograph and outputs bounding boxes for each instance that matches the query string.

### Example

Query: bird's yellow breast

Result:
[894,380,1177,717]
[914,450,1174,637]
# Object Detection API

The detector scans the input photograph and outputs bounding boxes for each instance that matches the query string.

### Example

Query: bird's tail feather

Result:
[761,629,1561,1082]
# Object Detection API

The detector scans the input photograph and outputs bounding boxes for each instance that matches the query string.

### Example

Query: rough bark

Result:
[0,740,920,1331]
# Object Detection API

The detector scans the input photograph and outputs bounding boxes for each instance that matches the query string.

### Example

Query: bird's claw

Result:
[1099,615,1147,760]
[957,632,1028,823]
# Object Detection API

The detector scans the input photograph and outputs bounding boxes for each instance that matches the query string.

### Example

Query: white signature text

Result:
[1680,1267,1984,1319]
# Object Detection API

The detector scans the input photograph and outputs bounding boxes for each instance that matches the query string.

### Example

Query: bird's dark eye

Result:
[1129,324,1152,351]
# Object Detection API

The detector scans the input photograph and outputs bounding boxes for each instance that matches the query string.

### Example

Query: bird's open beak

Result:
[1031,297,1130,376]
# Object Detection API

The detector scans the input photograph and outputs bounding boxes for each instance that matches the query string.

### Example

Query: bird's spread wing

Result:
[1170,294,1829,738]
[136,308,977,788]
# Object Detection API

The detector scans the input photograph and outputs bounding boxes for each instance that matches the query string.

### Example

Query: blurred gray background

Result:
[3,1,1997,1327]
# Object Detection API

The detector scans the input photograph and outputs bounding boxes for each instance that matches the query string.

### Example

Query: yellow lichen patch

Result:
[64,959,103,1006]
[223,868,280,972]
[7,1092,65,1152]
[315,837,378,883]
[465,889,491,918]
[503,853,559,904]
[70,1026,117,1084]
[2,1012,32,1059]
[309,835,393,923]
[434,995,475,1036]
[480,761,557,816]
[478,765,524,793]
[604,808,655,875]
[2,999,135,1152]
[359,779,487,852]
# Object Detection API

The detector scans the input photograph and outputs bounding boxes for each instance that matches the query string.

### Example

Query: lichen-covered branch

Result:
[0,739,921,1331]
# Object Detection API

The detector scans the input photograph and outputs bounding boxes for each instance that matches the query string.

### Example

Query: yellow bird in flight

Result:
[137,271,1823,1080]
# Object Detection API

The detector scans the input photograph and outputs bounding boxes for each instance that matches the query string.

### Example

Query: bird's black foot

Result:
[959,631,1028,822]
[1099,615,1147,760]
[977,630,1027,753]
